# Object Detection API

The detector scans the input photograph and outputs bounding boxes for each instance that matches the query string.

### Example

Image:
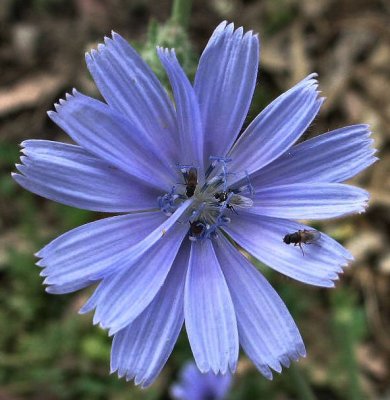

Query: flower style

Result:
[171,362,232,400]
[13,21,376,387]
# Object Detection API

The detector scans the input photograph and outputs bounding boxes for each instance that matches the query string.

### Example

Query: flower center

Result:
[158,157,254,240]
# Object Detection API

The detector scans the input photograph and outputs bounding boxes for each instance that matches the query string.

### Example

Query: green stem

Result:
[290,363,317,400]
[171,0,192,29]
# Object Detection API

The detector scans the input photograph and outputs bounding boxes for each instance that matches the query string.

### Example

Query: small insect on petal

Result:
[283,229,321,256]
[181,167,198,198]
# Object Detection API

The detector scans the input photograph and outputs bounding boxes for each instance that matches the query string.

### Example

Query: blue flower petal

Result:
[247,183,369,219]
[157,48,204,176]
[110,242,189,388]
[41,198,191,293]
[86,33,179,163]
[38,212,166,293]
[184,240,239,374]
[228,74,323,179]
[12,140,159,212]
[45,280,90,294]
[171,361,232,400]
[224,214,352,287]
[48,90,176,190]
[216,235,305,379]
[194,21,259,161]
[80,221,189,335]
[250,125,377,187]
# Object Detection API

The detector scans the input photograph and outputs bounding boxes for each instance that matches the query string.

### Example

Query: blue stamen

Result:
[244,170,255,196]
[158,186,179,216]
[204,214,231,239]
[209,156,234,191]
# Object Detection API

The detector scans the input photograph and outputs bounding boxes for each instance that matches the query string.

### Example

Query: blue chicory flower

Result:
[171,362,232,400]
[13,21,376,387]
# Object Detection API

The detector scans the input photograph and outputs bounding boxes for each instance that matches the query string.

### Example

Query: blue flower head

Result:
[171,362,232,400]
[13,22,377,387]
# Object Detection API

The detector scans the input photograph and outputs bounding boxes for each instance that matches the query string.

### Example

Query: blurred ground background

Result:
[0,0,389,399]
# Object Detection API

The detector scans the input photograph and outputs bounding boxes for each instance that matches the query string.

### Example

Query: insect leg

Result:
[298,243,305,256]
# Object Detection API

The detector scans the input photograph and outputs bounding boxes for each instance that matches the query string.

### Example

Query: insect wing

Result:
[181,167,198,198]
[187,167,197,184]
[304,230,321,243]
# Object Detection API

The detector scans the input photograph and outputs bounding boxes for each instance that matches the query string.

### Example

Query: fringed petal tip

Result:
[363,125,379,159]
[287,73,320,97]
[156,46,176,58]
[327,256,354,284]
[78,304,91,315]
[34,249,43,258]
[195,359,237,376]
[229,360,238,374]
[10,171,19,181]
[301,75,324,103]
[213,20,259,41]
[227,23,259,52]
[48,88,80,116]
[44,286,56,294]
[109,346,166,388]
[257,343,307,380]
[18,142,27,152]
[325,260,355,286]
[301,72,319,85]
[85,32,121,62]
